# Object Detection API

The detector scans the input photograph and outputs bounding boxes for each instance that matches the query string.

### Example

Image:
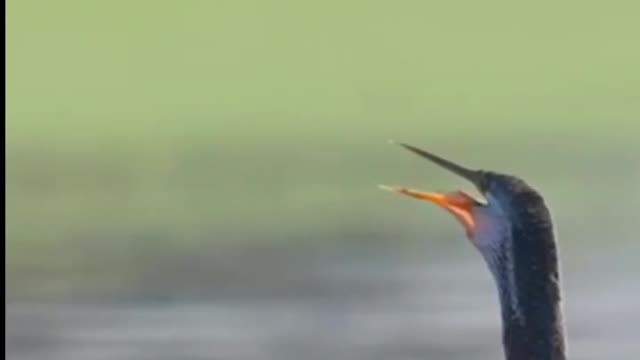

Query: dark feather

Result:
[483,173,567,360]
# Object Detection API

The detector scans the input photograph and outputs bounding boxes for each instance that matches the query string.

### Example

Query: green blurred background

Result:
[6,1,640,359]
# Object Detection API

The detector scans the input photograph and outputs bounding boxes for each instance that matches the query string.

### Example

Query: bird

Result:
[380,141,567,360]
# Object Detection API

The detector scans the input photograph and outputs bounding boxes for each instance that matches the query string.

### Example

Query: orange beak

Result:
[380,185,477,237]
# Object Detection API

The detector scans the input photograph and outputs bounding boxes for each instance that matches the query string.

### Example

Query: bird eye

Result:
[475,171,490,194]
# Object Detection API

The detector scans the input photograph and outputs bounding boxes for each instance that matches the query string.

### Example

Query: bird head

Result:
[381,142,564,358]
[380,141,549,257]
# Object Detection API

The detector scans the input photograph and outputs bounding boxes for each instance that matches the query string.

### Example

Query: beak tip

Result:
[378,184,396,192]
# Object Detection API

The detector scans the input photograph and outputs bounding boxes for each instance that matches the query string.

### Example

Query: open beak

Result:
[380,142,483,237]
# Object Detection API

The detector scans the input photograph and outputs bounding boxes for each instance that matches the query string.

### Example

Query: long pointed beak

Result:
[379,185,477,236]
[389,140,483,190]
[381,142,484,237]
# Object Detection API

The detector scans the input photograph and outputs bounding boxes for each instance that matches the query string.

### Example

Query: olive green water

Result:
[6,1,640,359]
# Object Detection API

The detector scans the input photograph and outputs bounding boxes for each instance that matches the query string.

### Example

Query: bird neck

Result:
[488,240,567,360]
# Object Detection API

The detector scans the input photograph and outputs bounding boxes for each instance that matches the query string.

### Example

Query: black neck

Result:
[491,225,567,360]
[479,173,568,359]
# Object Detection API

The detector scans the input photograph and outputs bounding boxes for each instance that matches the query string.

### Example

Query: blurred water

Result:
[7,251,640,360]
[7,142,640,359]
